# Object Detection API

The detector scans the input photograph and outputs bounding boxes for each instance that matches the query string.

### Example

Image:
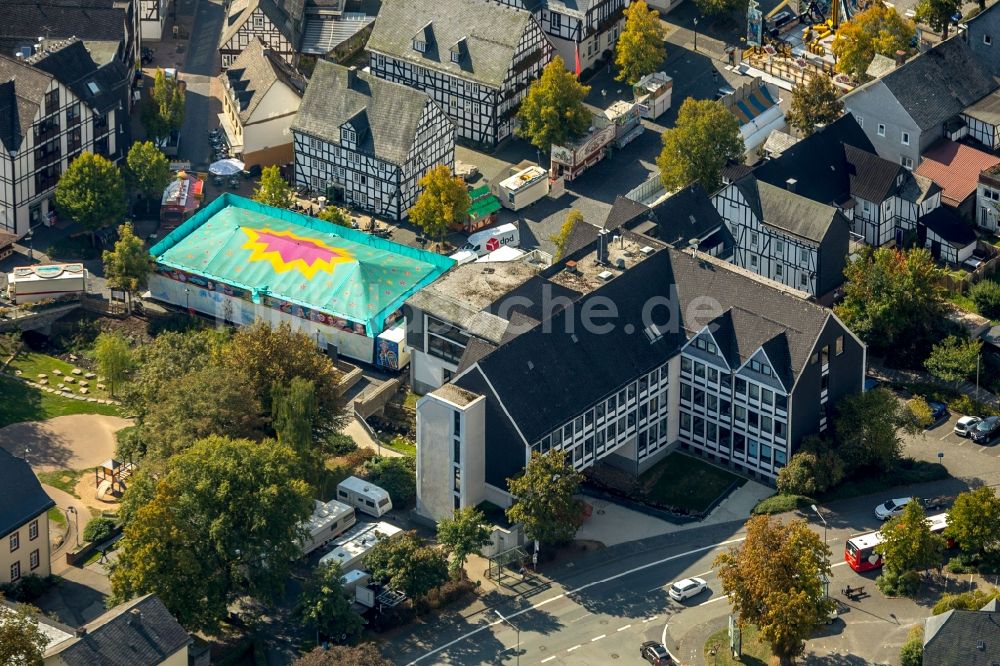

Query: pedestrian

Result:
[98,548,108,564]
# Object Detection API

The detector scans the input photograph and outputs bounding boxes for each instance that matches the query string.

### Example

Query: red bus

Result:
[844,513,949,572]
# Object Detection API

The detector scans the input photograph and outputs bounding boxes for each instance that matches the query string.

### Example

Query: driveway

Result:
[0,414,131,472]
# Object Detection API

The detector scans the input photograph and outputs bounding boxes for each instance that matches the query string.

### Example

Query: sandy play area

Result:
[0,414,132,472]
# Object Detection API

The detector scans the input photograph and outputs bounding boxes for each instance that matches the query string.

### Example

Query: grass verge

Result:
[752,494,815,515]
[47,506,66,528]
[0,375,119,428]
[705,625,773,666]
[379,434,417,457]
[639,452,745,514]
[36,469,90,498]
[7,351,110,400]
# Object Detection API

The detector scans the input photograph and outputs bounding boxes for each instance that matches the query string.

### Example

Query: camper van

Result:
[336,476,393,517]
[297,499,356,557]
[318,521,402,571]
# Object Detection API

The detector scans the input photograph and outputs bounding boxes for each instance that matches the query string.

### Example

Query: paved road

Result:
[178,0,226,169]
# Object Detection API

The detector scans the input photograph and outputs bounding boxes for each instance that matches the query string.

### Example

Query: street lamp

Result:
[66,506,80,547]
[810,504,828,546]
[184,287,190,313]
[494,609,520,666]
[693,17,699,51]
[25,231,33,260]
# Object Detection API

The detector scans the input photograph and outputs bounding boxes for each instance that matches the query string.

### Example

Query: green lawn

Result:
[403,391,420,410]
[0,375,120,428]
[705,625,773,666]
[639,452,745,514]
[48,507,66,528]
[36,468,91,498]
[379,434,417,457]
[7,351,111,400]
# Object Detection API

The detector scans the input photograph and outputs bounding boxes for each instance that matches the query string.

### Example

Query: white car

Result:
[875,497,912,521]
[668,577,708,601]
[954,416,982,437]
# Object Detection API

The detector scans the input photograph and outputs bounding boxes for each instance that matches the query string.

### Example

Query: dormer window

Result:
[341,127,356,143]
[450,50,460,63]
[413,38,426,53]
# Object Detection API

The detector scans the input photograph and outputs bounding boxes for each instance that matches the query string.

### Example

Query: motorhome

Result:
[297,499,356,557]
[336,476,393,517]
[339,569,370,595]
[318,521,402,571]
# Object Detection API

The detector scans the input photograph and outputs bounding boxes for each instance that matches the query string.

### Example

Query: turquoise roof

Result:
[150,194,453,335]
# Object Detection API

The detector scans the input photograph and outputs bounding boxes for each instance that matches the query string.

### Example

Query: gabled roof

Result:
[367,0,539,88]
[923,608,1000,666]
[843,144,905,204]
[603,196,651,233]
[44,594,191,665]
[735,177,845,244]
[221,0,306,52]
[458,246,832,443]
[0,448,54,538]
[225,38,305,124]
[0,1,127,58]
[920,206,978,248]
[293,60,435,165]
[28,39,129,115]
[915,139,1000,206]
[0,55,52,153]
[874,37,998,131]
[647,183,726,247]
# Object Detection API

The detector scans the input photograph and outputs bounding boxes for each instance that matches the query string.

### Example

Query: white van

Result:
[453,223,520,259]
[336,476,393,517]
[297,499,356,557]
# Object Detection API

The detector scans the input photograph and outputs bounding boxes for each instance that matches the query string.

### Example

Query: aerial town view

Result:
[3,0,1000,663]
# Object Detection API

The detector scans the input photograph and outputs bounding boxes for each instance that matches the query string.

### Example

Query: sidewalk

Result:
[869,361,1000,408]
[343,415,403,458]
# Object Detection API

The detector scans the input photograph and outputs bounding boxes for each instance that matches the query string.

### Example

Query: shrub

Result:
[949,394,1000,417]
[343,448,377,471]
[325,432,357,456]
[971,280,1000,319]
[932,588,1000,615]
[752,494,815,515]
[0,574,57,602]
[946,554,977,574]
[82,516,117,544]
[877,568,922,597]
[907,396,933,428]
[362,456,416,508]
[900,626,923,666]
[894,458,950,485]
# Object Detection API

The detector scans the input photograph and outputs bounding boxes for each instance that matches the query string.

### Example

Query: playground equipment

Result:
[95,459,136,500]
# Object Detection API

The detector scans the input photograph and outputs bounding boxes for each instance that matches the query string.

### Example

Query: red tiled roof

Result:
[915,140,1000,206]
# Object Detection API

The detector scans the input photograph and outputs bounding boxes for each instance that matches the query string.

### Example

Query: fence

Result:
[625,172,668,206]
[935,241,1000,295]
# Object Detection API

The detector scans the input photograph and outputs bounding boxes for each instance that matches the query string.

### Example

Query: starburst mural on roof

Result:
[242,227,354,279]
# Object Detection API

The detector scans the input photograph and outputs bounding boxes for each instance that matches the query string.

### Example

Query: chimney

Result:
[75,627,87,637]
[127,608,142,624]
[597,228,609,264]
[785,178,797,193]
[894,50,906,66]
[346,66,357,89]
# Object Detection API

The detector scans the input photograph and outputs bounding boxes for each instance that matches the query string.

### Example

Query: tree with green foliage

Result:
[694,0,746,16]
[516,56,591,152]
[408,165,470,241]
[907,396,934,429]
[932,587,1000,615]
[102,222,152,313]
[614,1,666,85]
[55,152,127,234]
[436,507,493,578]
[82,516,116,544]
[253,165,293,208]
[786,75,844,136]
[111,435,312,633]
[776,437,845,496]
[970,279,1000,319]
[946,486,1000,557]
[715,516,834,665]
[915,0,962,38]
[126,141,172,205]
[316,205,351,227]
[364,531,449,601]
[0,603,48,666]
[295,563,365,644]
[93,331,135,397]
[362,456,416,509]
[145,68,185,141]
[551,209,582,261]
[876,500,946,596]
[507,450,585,559]
[657,98,744,193]
[834,388,915,473]
[899,626,924,666]
[835,247,944,364]
[294,644,391,666]
[925,335,981,388]
[832,4,915,80]
[273,377,318,477]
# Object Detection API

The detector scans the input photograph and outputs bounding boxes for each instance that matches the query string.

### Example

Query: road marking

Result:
[568,612,592,624]
[617,624,631,632]
[592,634,606,642]
[567,645,582,653]
[407,535,749,664]
[940,432,952,441]
[643,616,658,623]
[541,657,556,663]
[832,561,849,568]
[699,594,730,606]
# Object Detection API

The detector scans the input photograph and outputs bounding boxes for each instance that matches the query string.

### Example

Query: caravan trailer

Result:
[297,499,356,557]
[318,521,402,571]
[336,476,393,517]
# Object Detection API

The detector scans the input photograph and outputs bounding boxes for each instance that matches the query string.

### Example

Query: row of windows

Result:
[809,335,845,365]
[9,550,41,583]
[680,418,787,468]
[680,386,787,439]
[9,520,40,552]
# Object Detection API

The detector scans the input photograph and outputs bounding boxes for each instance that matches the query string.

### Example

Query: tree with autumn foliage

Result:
[516,56,592,152]
[408,165,470,241]
[915,0,962,39]
[786,75,844,136]
[614,0,666,85]
[832,4,915,80]
[715,515,834,665]
[657,98,744,193]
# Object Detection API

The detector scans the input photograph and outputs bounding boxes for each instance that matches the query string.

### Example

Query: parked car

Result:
[875,497,913,521]
[928,401,948,422]
[668,577,708,601]
[641,641,675,665]
[971,416,1000,444]
[954,416,982,437]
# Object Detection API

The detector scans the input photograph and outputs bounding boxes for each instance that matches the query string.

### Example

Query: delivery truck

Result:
[449,223,520,264]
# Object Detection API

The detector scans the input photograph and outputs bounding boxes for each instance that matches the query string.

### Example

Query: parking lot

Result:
[905,410,1000,488]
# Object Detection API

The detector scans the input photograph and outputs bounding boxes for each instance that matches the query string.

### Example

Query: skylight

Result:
[86,81,101,95]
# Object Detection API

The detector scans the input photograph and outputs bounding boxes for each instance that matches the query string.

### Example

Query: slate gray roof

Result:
[458,245,831,443]
[877,37,998,131]
[0,1,127,56]
[647,183,727,247]
[45,594,191,666]
[920,206,978,248]
[293,60,433,165]
[367,0,537,88]
[29,39,130,115]
[736,177,844,243]
[604,196,651,232]
[963,89,1000,126]
[226,38,305,124]
[843,144,904,204]
[923,608,1000,666]
[0,55,52,154]
[0,448,55,538]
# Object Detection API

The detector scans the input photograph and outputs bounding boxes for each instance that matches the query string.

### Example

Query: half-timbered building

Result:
[140,0,168,40]
[0,39,130,238]
[366,0,553,148]
[220,0,304,68]
[491,0,630,74]
[292,61,455,221]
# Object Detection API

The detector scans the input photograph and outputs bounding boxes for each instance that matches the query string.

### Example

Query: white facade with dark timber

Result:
[292,61,455,221]
[0,40,128,238]
[366,0,553,148]
[141,0,168,40]
[491,0,630,73]
[220,0,303,68]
